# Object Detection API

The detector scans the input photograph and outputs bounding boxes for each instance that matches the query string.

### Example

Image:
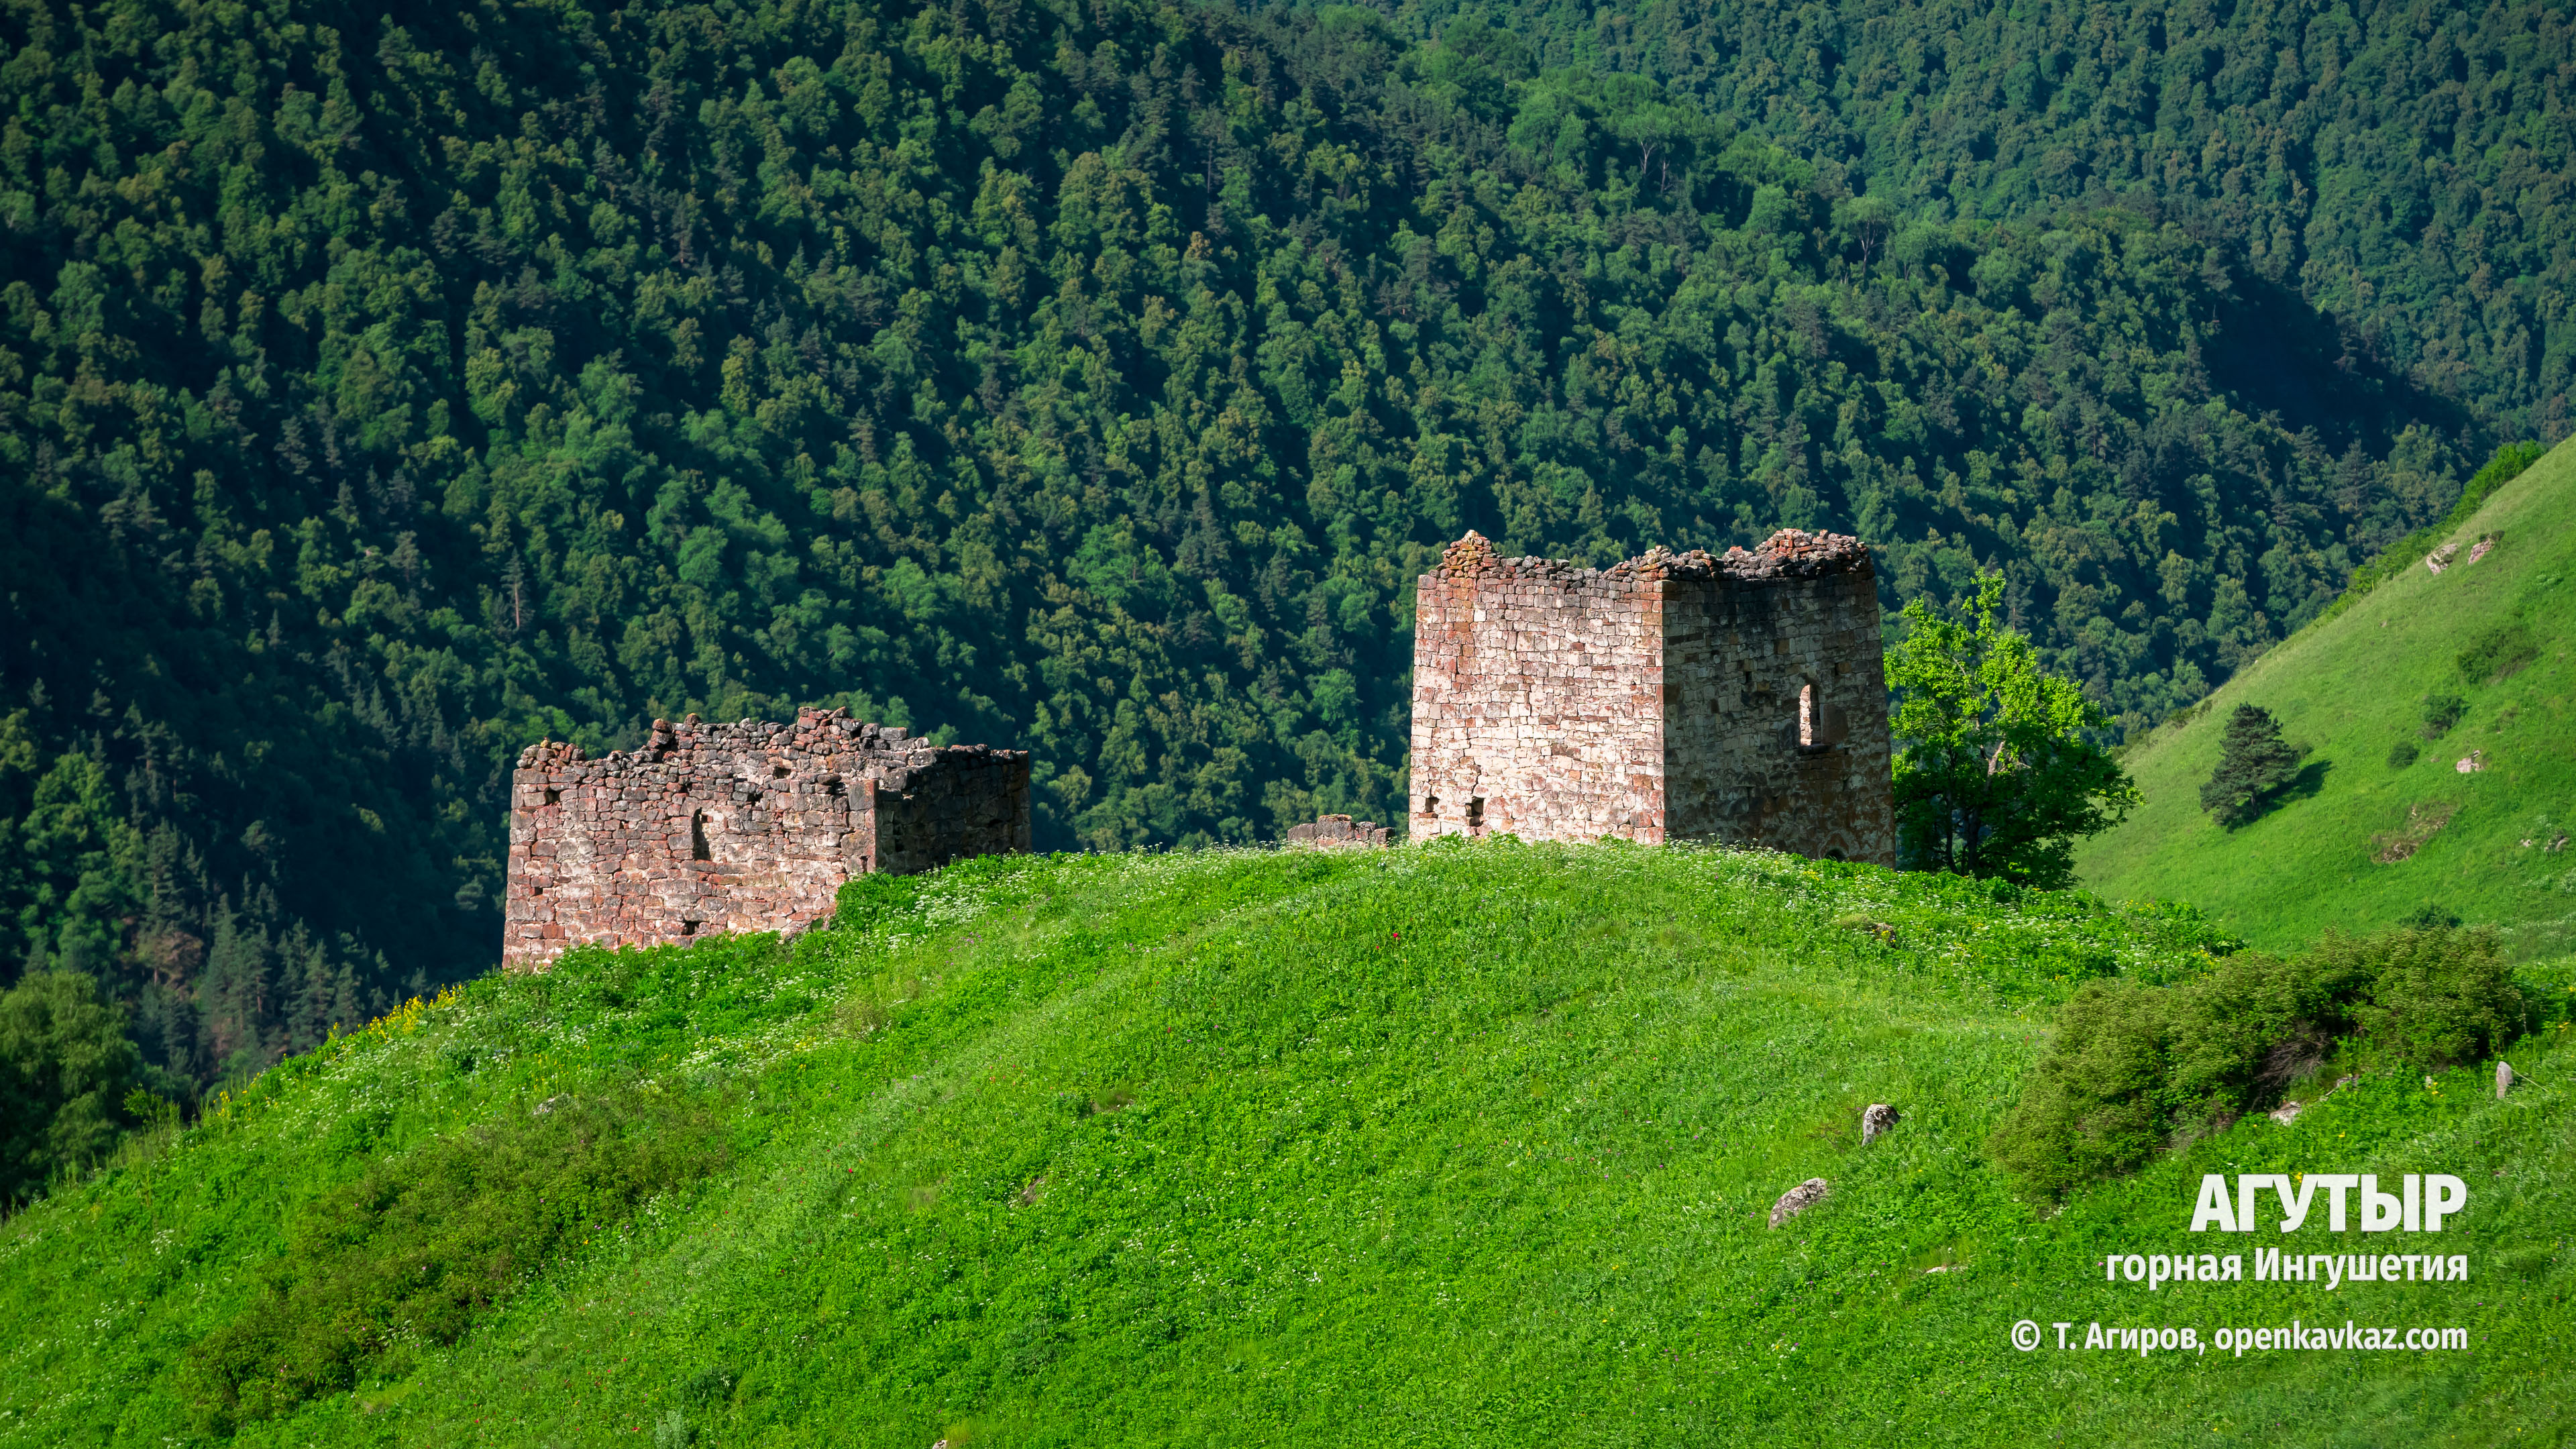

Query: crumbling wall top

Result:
[513,707,1026,773]
[1433,529,1872,586]
[1712,528,1874,582]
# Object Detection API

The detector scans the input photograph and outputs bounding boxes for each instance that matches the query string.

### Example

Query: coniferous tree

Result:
[2200,706,2308,828]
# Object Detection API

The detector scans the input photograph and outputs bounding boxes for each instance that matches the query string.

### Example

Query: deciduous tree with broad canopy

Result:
[1887,574,2141,888]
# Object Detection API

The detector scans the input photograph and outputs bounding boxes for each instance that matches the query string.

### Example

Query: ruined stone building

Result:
[502,708,1029,970]
[1409,529,1896,863]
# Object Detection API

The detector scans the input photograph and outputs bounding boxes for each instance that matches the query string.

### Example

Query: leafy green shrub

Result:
[181,1091,730,1431]
[2467,441,2553,500]
[2420,692,2468,739]
[1987,949,2365,1200]
[2335,928,2523,1067]
[0,971,141,1207]
[2387,740,2420,769]
[1887,572,2139,886]
[1989,928,2523,1200]
[2457,616,2541,684]
[1982,979,2169,1199]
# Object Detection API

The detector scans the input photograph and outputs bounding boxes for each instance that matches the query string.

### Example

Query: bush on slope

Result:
[1990,926,2532,1201]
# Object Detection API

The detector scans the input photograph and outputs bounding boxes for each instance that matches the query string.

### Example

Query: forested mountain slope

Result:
[0,0,2516,1087]
[1373,0,2576,439]
[2077,434,2576,951]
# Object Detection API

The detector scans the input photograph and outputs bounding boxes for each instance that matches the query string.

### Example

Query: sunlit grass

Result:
[2080,435,2576,954]
[2,842,2569,1447]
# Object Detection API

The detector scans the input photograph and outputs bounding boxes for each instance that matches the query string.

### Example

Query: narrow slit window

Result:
[1795,680,1848,749]
[1466,797,1485,830]
[690,810,713,861]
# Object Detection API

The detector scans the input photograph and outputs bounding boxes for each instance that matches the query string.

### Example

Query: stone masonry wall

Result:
[1660,533,1896,862]
[502,707,1029,971]
[1409,530,1895,863]
[1409,532,1670,842]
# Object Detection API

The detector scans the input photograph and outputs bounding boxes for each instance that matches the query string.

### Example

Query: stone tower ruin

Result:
[1409,529,1896,862]
[502,708,1029,971]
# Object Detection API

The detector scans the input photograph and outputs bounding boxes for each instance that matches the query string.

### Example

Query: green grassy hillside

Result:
[2077,437,2576,955]
[3,847,2569,1447]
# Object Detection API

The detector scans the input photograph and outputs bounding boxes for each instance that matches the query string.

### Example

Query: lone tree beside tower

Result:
[1884,573,2139,888]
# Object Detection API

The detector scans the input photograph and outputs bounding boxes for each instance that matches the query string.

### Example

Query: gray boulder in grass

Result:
[1770,1178,1829,1228]
[1860,1103,1900,1145]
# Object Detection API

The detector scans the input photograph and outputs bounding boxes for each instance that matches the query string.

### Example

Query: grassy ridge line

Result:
[307,849,2077,1446]
[2076,435,2576,951]
[0,847,2567,1446]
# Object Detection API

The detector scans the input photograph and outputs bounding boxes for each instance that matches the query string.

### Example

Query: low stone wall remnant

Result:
[1284,815,1391,849]
[502,708,1028,970]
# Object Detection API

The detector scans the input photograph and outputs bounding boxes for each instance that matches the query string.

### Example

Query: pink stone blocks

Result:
[501,708,1029,971]
[1409,530,1896,864]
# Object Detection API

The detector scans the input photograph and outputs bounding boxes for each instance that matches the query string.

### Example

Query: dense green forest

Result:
[0,0,2552,1105]
[1375,0,2574,439]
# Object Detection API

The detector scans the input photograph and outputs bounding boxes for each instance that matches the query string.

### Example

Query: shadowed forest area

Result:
[1374,0,2573,437]
[0,0,2563,1114]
